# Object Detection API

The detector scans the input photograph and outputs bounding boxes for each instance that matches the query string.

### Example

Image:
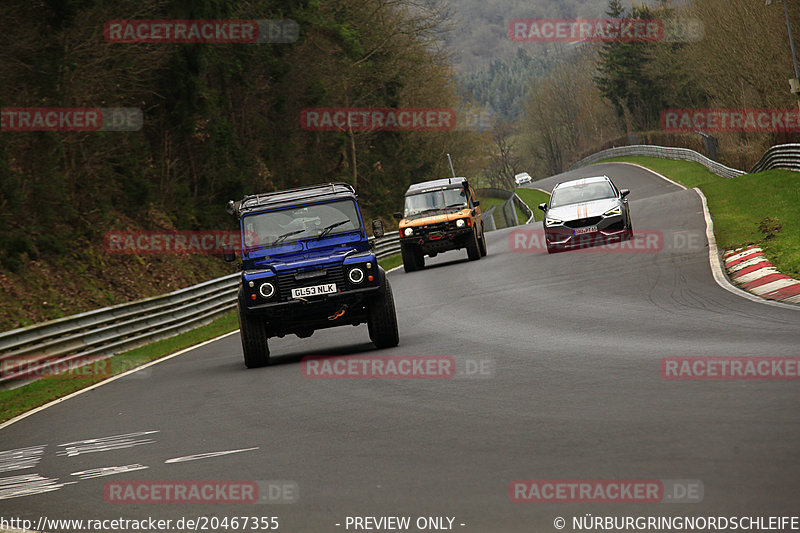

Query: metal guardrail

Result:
[372,234,401,260]
[568,144,745,178]
[477,188,534,230]
[569,142,800,177]
[749,143,800,173]
[513,193,535,224]
[0,236,402,386]
[0,274,239,385]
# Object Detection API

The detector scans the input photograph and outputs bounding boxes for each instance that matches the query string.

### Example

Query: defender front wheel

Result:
[238,305,271,368]
[466,229,481,261]
[368,280,400,349]
[401,244,424,272]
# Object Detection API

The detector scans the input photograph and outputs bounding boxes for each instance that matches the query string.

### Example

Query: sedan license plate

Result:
[291,283,337,299]
[574,226,598,235]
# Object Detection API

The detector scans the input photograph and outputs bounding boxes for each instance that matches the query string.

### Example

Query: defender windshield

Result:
[549,181,616,208]
[242,199,361,248]
[404,188,468,217]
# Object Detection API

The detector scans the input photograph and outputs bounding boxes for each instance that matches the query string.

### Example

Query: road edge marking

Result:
[602,161,797,311]
[0,331,240,431]
[608,161,687,190]
[694,188,798,311]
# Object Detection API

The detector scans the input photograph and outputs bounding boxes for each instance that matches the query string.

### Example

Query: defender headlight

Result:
[348,267,365,284]
[603,206,622,216]
[259,282,275,298]
[403,227,414,237]
[545,217,563,226]
[455,219,466,228]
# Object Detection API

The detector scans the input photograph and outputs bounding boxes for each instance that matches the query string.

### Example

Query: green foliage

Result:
[0,0,479,273]
[599,156,800,277]
[0,311,239,423]
[593,1,708,132]
[457,49,554,121]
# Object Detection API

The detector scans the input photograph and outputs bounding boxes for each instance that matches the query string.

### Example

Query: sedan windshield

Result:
[550,181,616,208]
[404,188,468,217]
[242,199,361,248]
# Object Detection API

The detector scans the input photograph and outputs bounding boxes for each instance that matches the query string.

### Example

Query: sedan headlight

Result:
[603,206,622,216]
[455,219,466,228]
[545,217,563,226]
[403,227,414,237]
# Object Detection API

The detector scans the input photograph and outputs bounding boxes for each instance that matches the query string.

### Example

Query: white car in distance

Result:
[514,172,532,186]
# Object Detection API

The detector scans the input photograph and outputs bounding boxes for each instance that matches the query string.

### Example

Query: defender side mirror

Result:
[372,219,385,238]
[393,212,403,220]
[538,203,547,212]
[222,244,236,263]
[620,189,630,198]
[473,200,480,207]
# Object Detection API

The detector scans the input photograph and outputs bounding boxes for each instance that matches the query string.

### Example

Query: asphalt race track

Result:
[1,163,798,532]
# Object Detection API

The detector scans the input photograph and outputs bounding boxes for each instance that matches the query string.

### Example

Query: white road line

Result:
[0,473,66,500]
[164,447,260,464]
[609,162,688,190]
[607,159,798,310]
[70,464,148,480]
[0,330,240,431]
[57,430,159,457]
[0,445,46,473]
[693,188,799,310]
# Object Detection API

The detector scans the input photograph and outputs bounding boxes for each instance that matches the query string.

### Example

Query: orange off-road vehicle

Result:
[393,177,486,272]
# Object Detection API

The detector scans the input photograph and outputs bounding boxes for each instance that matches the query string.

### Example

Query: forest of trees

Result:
[519,0,800,179]
[440,0,618,73]
[0,0,489,273]
[1,0,799,322]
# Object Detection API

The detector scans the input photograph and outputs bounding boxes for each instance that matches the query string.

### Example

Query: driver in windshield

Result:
[405,188,468,216]
[445,188,468,208]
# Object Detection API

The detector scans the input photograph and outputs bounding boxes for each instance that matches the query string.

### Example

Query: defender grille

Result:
[276,267,346,300]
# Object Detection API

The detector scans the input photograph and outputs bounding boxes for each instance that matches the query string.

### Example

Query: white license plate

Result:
[574,226,598,235]
[291,283,337,299]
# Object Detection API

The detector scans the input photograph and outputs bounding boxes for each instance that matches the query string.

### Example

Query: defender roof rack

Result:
[227,182,356,217]
[405,177,468,196]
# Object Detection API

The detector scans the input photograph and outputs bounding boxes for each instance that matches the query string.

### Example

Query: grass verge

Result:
[478,195,526,229]
[598,156,800,277]
[0,311,239,424]
[379,253,403,271]
[515,188,551,222]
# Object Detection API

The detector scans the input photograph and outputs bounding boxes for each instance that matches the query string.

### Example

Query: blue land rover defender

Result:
[224,183,399,367]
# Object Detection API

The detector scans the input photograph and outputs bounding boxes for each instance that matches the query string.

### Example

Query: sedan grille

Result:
[564,216,602,229]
